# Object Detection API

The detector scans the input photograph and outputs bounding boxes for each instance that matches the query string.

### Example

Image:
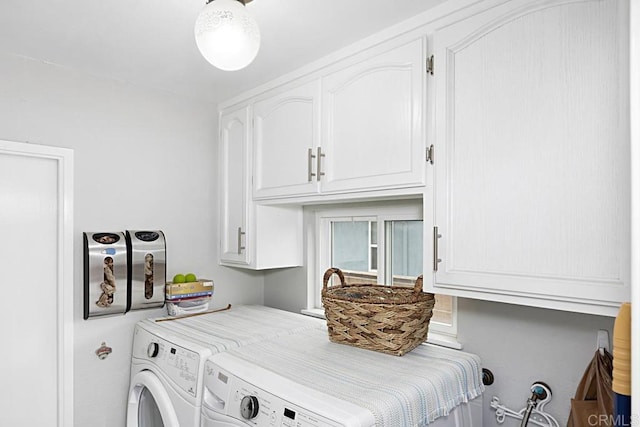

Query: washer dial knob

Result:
[147,342,159,358]
[240,395,259,419]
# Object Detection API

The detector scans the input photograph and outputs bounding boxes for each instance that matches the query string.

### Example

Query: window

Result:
[305,200,458,346]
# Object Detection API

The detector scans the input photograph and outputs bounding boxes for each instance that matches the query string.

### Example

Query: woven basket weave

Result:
[321,267,436,356]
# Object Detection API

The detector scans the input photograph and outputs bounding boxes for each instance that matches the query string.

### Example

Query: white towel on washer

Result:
[142,305,325,352]
[226,327,484,427]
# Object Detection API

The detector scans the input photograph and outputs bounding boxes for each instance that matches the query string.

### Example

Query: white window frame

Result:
[303,200,460,348]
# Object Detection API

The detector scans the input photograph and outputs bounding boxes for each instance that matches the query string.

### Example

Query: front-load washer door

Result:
[127,370,180,427]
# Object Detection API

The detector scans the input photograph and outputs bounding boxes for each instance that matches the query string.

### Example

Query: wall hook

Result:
[597,329,610,356]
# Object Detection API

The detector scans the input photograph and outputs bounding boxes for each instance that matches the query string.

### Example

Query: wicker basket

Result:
[321,267,436,356]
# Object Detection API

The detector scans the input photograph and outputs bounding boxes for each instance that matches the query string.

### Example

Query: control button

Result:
[240,395,260,420]
[147,342,159,358]
[270,410,277,424]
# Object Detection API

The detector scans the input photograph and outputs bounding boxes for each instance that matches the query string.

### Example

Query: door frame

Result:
[0,139,74,426]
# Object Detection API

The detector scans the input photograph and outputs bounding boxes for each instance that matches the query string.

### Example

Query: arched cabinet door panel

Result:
[431,0,630,315]
[321,38,425,194]
[219,106,251,266]
[253,80,321,200]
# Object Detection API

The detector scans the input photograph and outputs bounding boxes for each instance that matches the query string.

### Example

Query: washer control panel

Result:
[131,325,201,397]
[203,358,345,427]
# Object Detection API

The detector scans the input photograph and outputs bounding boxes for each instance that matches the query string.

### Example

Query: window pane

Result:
[370,247,377,271]
[332,221,369,272]
[389,220,423,284]
[370,221,377,244]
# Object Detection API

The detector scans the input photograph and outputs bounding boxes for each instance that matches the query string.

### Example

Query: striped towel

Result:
[227,327,484,426]
[141,305,326,353]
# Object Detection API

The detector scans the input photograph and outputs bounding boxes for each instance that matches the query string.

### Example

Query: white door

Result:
[0,140,73,426]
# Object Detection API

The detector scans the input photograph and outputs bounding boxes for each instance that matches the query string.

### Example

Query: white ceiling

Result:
[0,0,444,105]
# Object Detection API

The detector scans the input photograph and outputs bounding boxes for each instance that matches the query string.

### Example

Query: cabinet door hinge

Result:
[427,55,434,75]
[433,226,442,272]
[426,144,434,164]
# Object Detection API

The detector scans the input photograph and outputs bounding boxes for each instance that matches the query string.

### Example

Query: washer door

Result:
[127,370,180,427]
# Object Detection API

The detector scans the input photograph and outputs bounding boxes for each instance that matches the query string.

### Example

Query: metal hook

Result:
[597,330,610,356]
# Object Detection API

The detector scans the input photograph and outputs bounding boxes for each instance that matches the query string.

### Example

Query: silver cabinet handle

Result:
[308,148,316,182]
[316,147,325,182]
[433,226,442,271]
[237,227,246,254]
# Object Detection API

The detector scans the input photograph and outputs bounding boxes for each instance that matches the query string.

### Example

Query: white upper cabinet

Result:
[250,38,426,201]
[219,105,304,270]
[320,38,425,194]
[253,80,321,199]
[430,0,630,315]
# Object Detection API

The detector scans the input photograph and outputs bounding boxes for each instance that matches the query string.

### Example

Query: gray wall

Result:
[458,298,614,427]
[264,268,615,427]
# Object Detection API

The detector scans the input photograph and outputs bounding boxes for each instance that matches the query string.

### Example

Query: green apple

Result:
[185,273,197,282]
[173,273,186,283]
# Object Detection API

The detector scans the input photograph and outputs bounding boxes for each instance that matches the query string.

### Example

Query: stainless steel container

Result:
[126,230,166,311]
[83,232,128,319]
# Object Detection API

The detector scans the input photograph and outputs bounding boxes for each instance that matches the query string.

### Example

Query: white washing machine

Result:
[127,320,212,427]
[200,328,485,427]
[126,305,326,427]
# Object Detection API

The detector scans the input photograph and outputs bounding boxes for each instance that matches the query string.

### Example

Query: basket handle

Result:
[413,275,424,294]
[323,268,346,291]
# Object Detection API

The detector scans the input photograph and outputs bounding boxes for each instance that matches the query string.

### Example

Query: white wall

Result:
[0,52,265,427]
[263,268,616,427]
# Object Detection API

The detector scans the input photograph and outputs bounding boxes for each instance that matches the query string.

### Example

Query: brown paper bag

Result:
[567,350,613,427]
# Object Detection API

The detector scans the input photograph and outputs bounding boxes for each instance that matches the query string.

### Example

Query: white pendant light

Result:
[195,0,261,71]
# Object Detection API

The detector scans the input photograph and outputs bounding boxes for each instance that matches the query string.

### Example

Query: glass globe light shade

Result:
[195,0,261,71]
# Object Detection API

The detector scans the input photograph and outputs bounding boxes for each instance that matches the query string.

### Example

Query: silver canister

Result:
[126,230,166,311]
[83,232,128,319]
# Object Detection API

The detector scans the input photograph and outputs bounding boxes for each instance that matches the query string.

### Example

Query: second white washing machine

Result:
[200,327,485,427]
[201,352,377,427]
